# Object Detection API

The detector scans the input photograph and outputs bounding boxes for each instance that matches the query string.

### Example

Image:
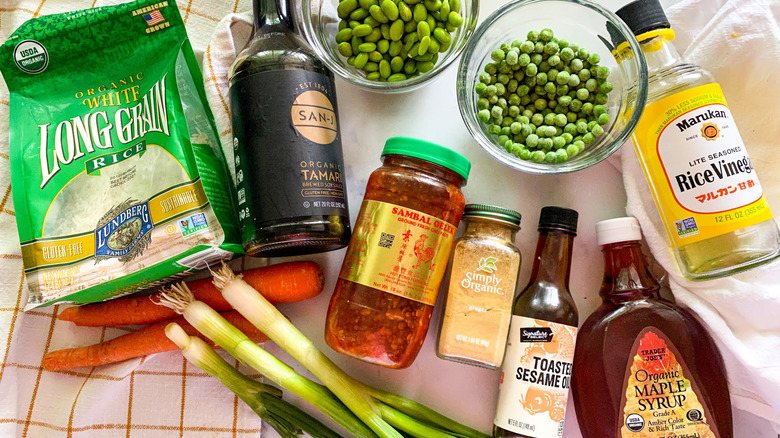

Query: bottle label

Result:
[631,83,773,246]
[229,70,348,230]
[338,200,456,305]
[493,316,577,437]
[618,328,719,437]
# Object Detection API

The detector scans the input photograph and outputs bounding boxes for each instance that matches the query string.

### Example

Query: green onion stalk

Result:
[165,323,341,438]
[210,263,490,438]
[159,286,377,438]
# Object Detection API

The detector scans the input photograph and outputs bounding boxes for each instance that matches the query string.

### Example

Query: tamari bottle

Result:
[493,206,579,438]
[325,137,469,369]
[437,204,522,369]
[618,0,780,279]
[229,0,351,257]
[571,217,732,437]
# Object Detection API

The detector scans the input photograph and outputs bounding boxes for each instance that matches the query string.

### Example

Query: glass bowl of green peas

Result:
[302,0,478,92]
[457,0,648,173]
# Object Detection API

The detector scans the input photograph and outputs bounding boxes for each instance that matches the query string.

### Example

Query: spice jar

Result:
[437,204,522,369]
[325,137,470,369]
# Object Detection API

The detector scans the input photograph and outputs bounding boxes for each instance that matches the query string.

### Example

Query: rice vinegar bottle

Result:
[617,0,780,280]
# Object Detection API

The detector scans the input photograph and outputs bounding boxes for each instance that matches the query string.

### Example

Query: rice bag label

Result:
[631,83,773,246]
[494,316,577,437]
[1,0,242,309]
[230,69,348,236]
[618,328,719,437]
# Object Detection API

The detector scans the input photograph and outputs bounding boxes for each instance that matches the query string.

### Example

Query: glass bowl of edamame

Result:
[302,0,478,92]
[457,0,648,173]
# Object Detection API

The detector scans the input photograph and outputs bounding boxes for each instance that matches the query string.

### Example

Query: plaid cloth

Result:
[0,1,271,437]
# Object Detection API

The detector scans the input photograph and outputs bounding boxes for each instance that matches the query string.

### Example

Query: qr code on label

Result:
[378,232,395,248]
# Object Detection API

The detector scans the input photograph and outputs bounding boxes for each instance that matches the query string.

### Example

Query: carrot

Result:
[58,261,324,326]
[42,311,269,371]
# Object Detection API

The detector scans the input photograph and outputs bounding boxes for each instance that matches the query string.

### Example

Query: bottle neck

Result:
[253,0,293,31]
[600,240,659,302]
[462,218,518,241]
[638,32,684,76]
[528,228,574,288]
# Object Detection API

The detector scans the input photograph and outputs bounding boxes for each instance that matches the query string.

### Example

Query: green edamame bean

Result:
[369,4,389,22]
[418,61,434,72]
[388,73,408,81]
[339,20,348,30]
[413,3,427,22]
[380,23,391,39]
[369,51,383,62]
[428,38,440,54]
[390,56,404,72]
[417,21,431,39]
[424,0,442,11]
[353,24,372,37]
[359,0,378,9]
[367,71,381,80]
[445,22,456,32]
[404,20,417,32]
[379,59,392,78]
[338,0,359,19]
[364,16,381,27]
[354,52,369,69]
[351,36,362,54]
[365,28,382,42]
[381,0,399,20]
[418,36,431,56]
[426,16,436,33]
[409,42,420,58]
[336,28,353,43]
[365,62,379,72]
[349,7,370,20]
[338,42,353,57]
[349,20,361,28]
[389,40,403,56]
[377,39,390,53]
[439,0,450,18]
[347,55,356,65]
[433,27,450,44]
[389,19,404,41]
[404,59,417,74]
[398,1,413,21]
[414,52,433,62]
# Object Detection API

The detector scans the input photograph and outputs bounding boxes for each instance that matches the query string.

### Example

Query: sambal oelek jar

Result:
[325,137,470,368]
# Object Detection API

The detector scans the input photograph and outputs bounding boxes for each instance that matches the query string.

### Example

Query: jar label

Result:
[229,70,348,233]
[631,83,773,246]
[493,316,577,437]
[338,199,456,305]
[438,244,520,367]
[618,328,719,437]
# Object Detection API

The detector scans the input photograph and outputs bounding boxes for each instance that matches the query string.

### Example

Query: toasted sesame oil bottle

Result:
[618,0,780,280]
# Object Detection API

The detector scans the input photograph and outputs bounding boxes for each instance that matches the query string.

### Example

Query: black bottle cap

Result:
[616,0,671,36]
[538,206,579,234]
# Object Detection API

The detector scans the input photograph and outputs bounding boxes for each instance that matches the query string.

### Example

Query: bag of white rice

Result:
[0,0,242,309]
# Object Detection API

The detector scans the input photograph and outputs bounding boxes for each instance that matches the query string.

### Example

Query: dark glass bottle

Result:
[571,217,732,437]
[229,0,351,257]
[493,206,579,438]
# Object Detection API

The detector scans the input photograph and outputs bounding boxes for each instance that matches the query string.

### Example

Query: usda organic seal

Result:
[14,40,48,74]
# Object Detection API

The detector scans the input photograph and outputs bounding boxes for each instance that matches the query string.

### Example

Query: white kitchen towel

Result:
[620,0,780,429]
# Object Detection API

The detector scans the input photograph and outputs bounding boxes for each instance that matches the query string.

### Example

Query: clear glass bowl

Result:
[457,0,648,174]
[302,0,478,93]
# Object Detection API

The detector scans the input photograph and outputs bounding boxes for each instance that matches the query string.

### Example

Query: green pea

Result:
[338,42,353,57]
[577,47,589,60]
[554,149,568,163]
[599,81,613,94]
[525,63,537,76]
[448,11,463,27]
[582,132,595,144]
[544,41,559,55]
[570,58,583,72]
[389,40,403,56]
[587,53,600,64]
[598,113,610,125]
[354,52,369,69]
[594,93,608,104]
[350,8,370,20]
[591,124,604,137]
[540,28,554,42]
[413,3,427,21]
[337,0,359,19]
[381,0,399,20]
[336,28,353,43]
[554,113,568,127]
[566,144,579,157]
[576,88,589,100]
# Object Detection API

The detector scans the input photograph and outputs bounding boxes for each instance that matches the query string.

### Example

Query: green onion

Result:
[159,287,377,438]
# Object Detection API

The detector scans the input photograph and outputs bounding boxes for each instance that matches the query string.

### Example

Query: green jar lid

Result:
[382,137,471,181]
[463,204,522,227]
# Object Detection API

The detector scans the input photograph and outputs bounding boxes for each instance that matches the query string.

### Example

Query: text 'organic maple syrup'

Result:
[571,217,732,438]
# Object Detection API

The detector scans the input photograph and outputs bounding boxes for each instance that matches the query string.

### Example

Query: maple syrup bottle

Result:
[493,206,579,438]
[571,217,732,438]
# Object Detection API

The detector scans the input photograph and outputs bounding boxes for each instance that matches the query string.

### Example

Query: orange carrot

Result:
[43,311,269,371]
[58,261,324,327]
